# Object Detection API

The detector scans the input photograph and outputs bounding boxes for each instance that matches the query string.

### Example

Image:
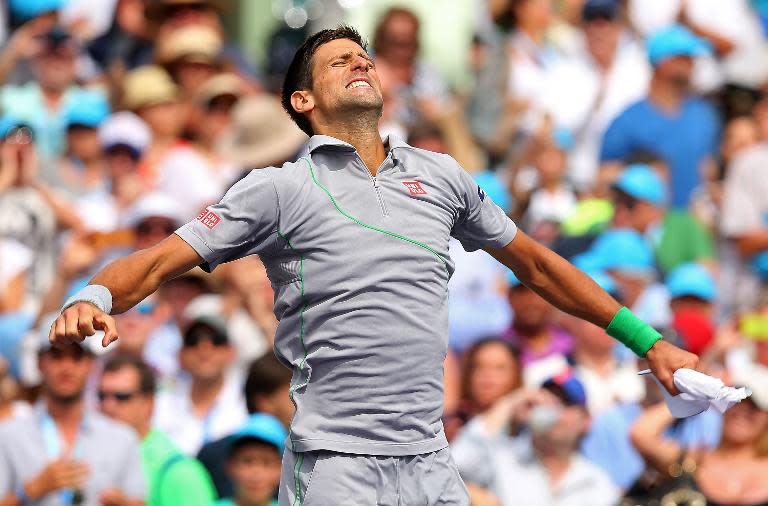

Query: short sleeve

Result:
[450,163,517,252]
[161,459,217,506]
[599,113,632,162]
[175,168,280,272]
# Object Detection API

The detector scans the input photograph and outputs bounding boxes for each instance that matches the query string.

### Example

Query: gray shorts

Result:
[278,448,470,506]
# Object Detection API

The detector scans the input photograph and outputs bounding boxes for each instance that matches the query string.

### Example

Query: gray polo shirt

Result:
[176,135,517,456]
[0,404,146,505]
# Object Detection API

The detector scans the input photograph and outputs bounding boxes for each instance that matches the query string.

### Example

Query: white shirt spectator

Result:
[0,239,33,298]
[542,37,650,190]
[574,359,645,416]
[155,147,225,222]
[453,418,620,506]
[152,372,248,455]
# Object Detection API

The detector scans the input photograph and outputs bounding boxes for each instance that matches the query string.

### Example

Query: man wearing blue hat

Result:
[453,371,619,506]
[611,163,715,273]
[600,24,720,208]
[0,23,89,159]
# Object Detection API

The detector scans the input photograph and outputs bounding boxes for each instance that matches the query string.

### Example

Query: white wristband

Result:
[61,284,113,314]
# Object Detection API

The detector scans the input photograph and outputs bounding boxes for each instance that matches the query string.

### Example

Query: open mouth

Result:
[346,79,372,89]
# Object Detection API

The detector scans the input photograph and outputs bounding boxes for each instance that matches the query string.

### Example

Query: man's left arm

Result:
[484,231,698,394]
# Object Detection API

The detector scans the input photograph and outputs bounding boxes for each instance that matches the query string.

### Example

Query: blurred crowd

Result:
[0,0,768,505]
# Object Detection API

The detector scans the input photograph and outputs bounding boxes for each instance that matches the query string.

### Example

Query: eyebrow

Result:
[328,51,374,64]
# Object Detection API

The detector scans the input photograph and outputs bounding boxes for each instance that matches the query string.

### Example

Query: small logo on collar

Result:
[403,181,427,195]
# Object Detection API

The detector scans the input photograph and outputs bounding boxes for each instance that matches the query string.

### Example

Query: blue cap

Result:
[63,91,111,129]
[647,24,712,66]
[666,262,717,301]
[582,0,619,21]
[473,170,511,214]
[752,250,768,281]
[543,370,587,407]
[507,270,522,287]
[8,0,65,21]
[612,164,667,206]
[573,229,655,274]
[230,414,287,454]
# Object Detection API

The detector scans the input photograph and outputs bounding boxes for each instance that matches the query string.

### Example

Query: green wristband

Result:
[605,307,662,357]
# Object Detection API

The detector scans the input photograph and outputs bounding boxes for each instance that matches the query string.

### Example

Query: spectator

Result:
[666,262,718,356]
[198,353,292,498]
[453,371,619,506]
[629,375,768,505]
[41,90,111,198]
[98,354,216,506]
[0,336,145,505]
[87,0,154,73]
[121,64,222,220]
[0,355,30,421]
[454,338,522,427]
[564,272,645,415]
[573,228,672,329]
[213,414,286,506]
[371,7,450,130]
[503,272,574,386]
[610,163,716,273]
[152,314,247,455]
[0,0,61,85]
[155,24,223,98]
[600,25,721,207]
[0,26,90,160]
[215,93,307,175]
[720,138,768,313]
[542,0,650,192]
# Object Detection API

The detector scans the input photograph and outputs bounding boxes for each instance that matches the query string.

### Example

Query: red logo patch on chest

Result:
[196,209,221,229]
[402,181,427,195]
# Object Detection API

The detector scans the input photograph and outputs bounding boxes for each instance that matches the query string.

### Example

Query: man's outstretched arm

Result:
[50,234,203,349]
[484,231,699,394]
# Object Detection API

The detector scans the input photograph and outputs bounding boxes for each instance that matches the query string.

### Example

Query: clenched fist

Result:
[49,302,119,349]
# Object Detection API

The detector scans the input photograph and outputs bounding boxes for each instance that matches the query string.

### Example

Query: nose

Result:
[351,54,372,72]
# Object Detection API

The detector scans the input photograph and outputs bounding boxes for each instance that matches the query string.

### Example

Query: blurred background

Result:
[1,0,768,505]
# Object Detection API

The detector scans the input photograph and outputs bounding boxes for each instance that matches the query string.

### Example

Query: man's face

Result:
[32,39,78,92]
[98,366,152,432]
[295,38,384,127]
[253,384,294,428]
[66,126,101,160]
[179,328,232,381]
[584,17,620,63]
[378,13,419,65]
[227,442,282,504]
[529,395,589,454]
[507,286,554,334]
[656,55,694,91]
[39,346,93,403]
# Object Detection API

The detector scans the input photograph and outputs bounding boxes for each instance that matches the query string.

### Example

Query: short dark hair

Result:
[102,354,157,395]
[244,354,293,414]
[281,25,367,137]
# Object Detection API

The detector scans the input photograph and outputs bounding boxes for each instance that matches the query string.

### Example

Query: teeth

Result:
[348,81,371,89]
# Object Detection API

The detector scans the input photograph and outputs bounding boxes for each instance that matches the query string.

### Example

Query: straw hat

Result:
[155,25,223,65]
[216,94,308,168]
[122,65,179,110]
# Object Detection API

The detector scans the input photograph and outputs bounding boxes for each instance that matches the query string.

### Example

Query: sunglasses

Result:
[97,390,138,402]
[136,220,176,236]
[183,331,228,348]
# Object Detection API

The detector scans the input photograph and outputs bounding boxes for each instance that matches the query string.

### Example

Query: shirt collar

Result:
[34,399,94,432]
[306,133,413,160]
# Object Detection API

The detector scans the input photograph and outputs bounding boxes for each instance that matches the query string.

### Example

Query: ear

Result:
[290,90,314,115]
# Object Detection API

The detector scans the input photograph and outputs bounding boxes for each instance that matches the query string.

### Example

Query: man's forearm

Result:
[486,234,620,328]
[86,235,203,314]
[735,230,768,258]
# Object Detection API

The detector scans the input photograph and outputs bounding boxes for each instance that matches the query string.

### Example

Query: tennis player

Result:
[51,26,698,506]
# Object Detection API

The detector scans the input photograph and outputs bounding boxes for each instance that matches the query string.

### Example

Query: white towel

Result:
[640,368,752,418]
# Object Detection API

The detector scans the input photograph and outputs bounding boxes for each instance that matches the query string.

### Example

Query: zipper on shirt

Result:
[369,173,390,217]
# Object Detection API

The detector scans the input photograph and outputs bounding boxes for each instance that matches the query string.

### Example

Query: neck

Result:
[137,422,151,439]
[319,122,385,175]
[41,86,64,108]
[520,25,545,45]
[649,76,685,113]
[190,375,224,415]
[573,348,615,375]
[45,395,83,433]
[235,497,270,506]
[716,441,759,459]
[538,452,572,485]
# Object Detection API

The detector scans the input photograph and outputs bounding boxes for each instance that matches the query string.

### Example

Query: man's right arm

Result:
[50,234,203,348]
